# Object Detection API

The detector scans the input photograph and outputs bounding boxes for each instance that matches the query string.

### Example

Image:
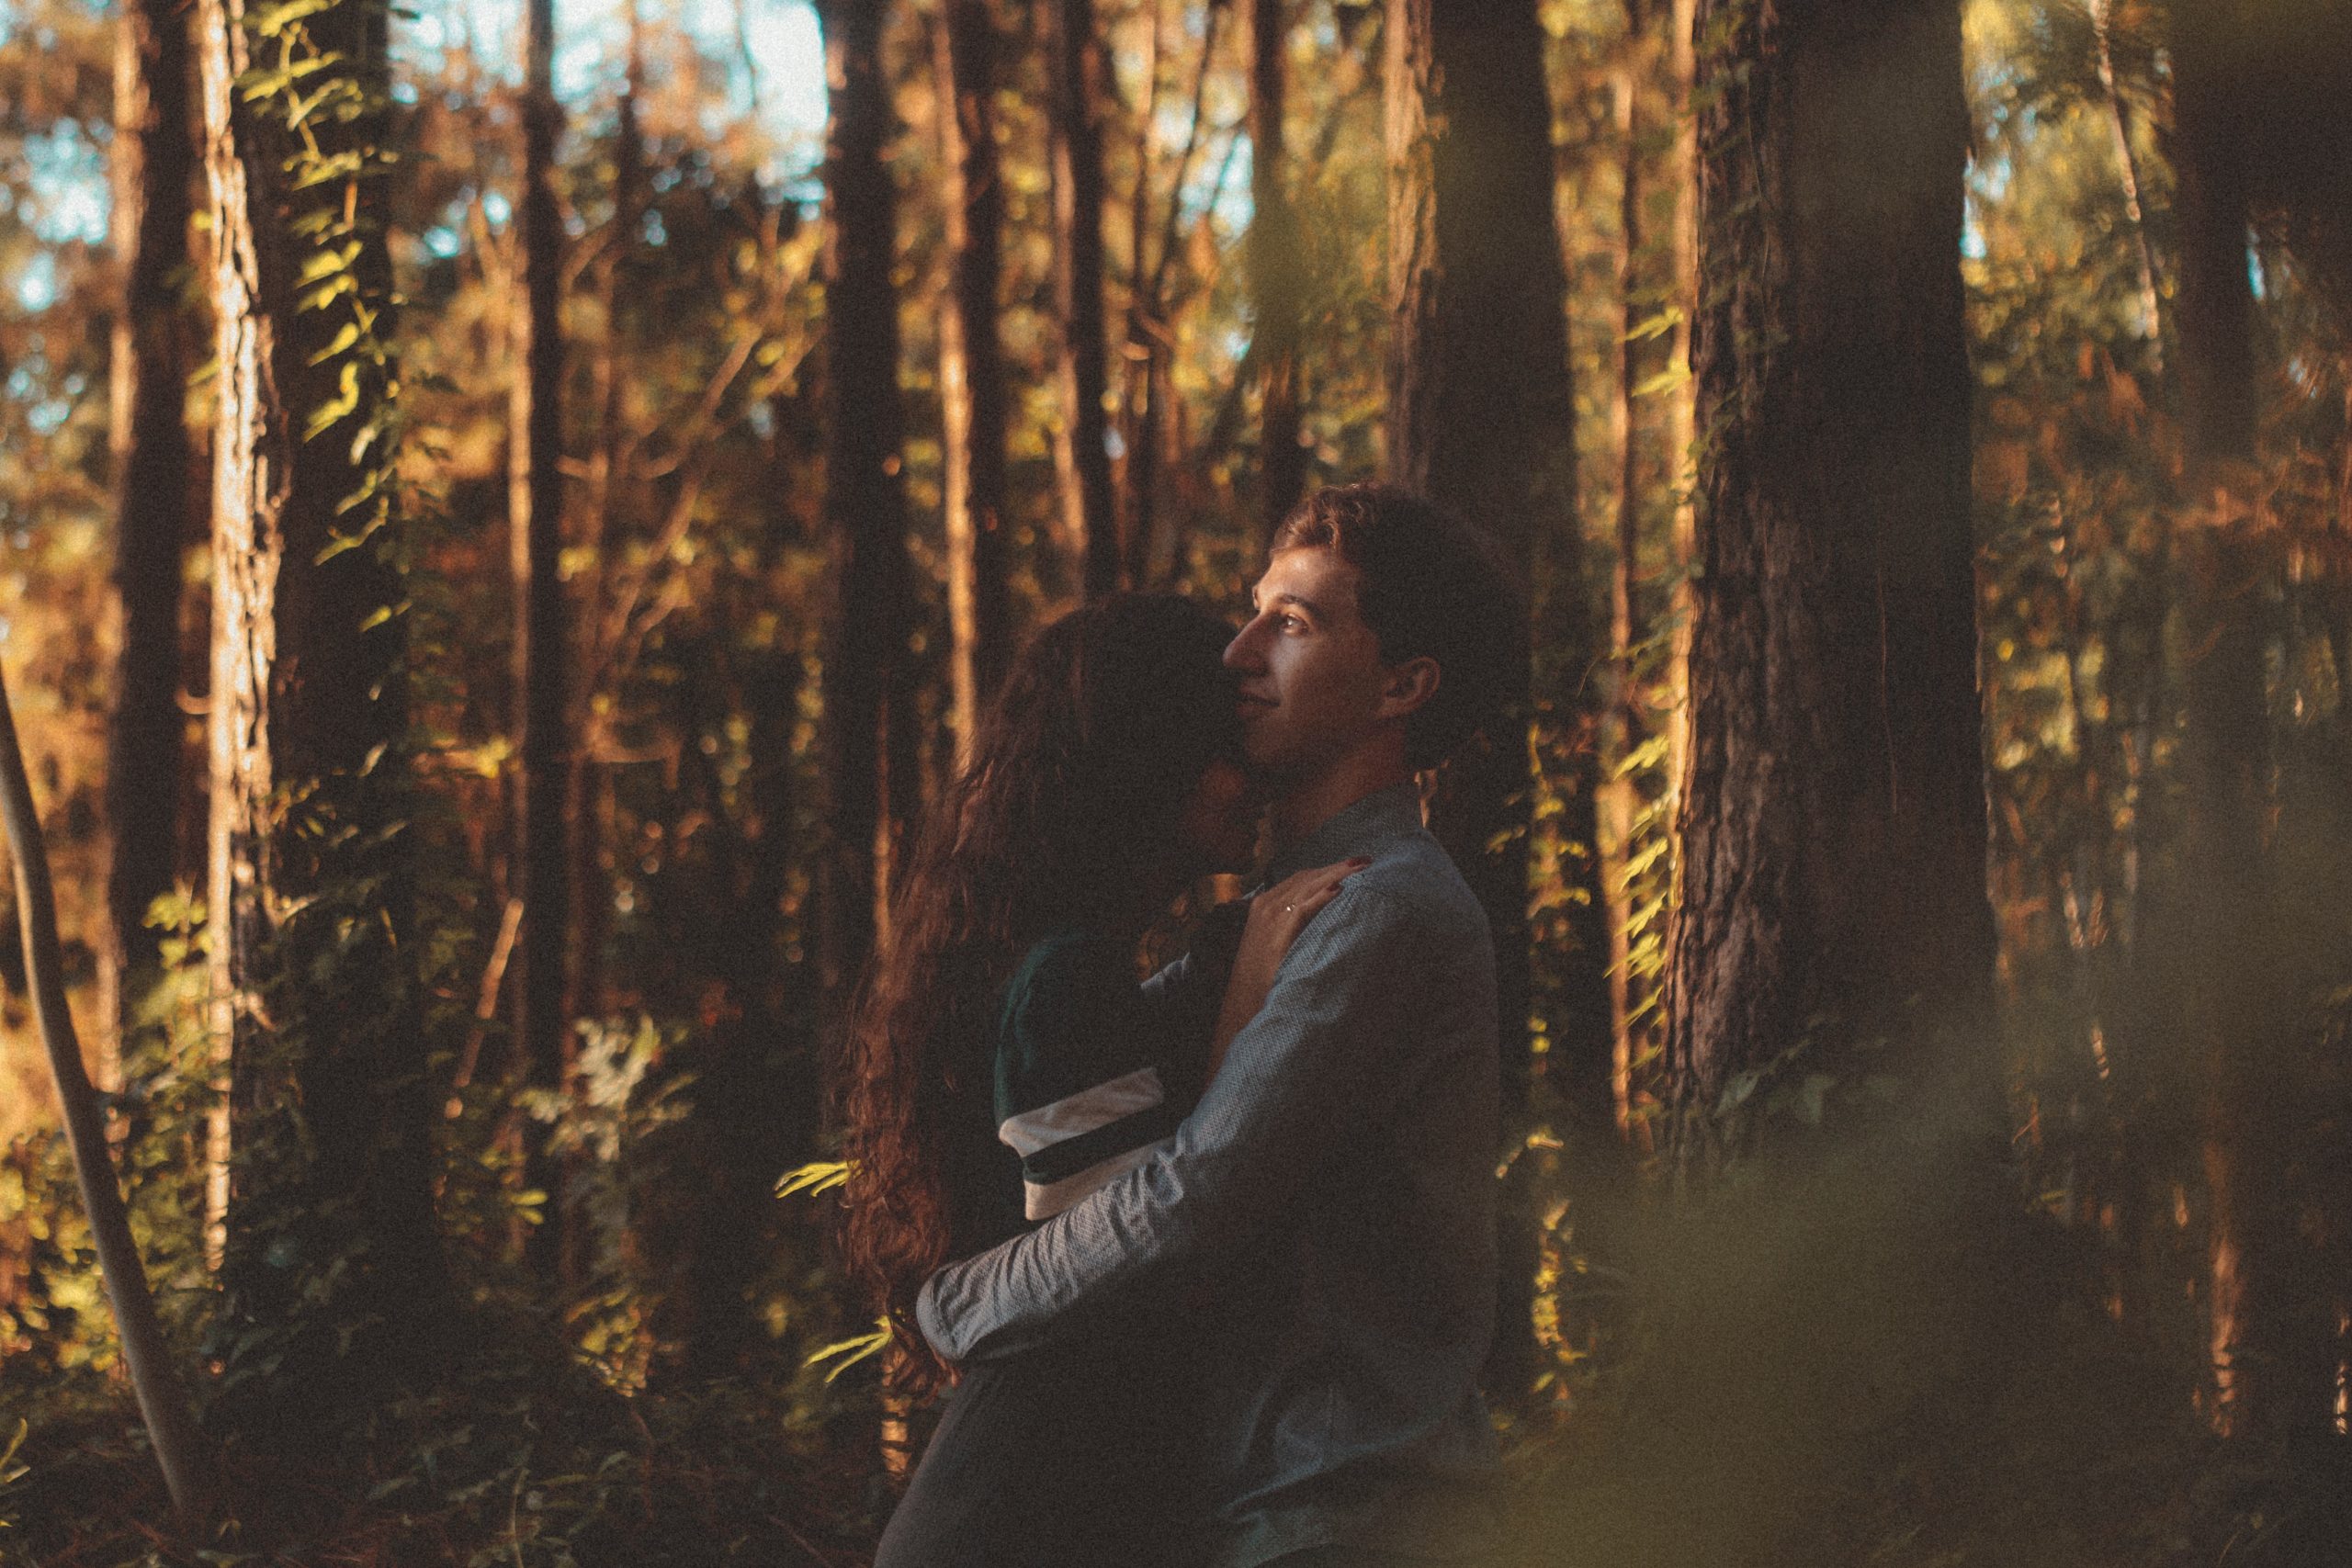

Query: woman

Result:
[840,594,1359,1567]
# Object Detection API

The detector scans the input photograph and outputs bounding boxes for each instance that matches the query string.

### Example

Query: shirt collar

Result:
[1263,781,1424,883]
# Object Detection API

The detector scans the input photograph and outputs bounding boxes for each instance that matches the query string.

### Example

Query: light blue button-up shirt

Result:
[918,783,1500,1565]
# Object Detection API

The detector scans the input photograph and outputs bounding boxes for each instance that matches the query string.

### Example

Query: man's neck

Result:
[1267,750,1414,852]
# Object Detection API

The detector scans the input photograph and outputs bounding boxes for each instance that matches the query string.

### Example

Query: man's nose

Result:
[1223,618,1267,671]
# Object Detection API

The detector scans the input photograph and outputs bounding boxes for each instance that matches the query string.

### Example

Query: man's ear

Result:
[1375,656,1441,722]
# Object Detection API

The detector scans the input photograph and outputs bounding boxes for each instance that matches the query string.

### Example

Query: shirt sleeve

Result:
[922,883,1430,1363]
[996,938,1184,1223]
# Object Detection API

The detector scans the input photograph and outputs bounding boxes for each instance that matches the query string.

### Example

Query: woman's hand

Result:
[1205,858,1369,1082]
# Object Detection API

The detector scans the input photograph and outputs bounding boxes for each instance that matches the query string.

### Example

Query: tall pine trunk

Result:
[101,0,194,1071]
[815,0,917,999]
[1600,0,1650,1136]
[933,0,1012,762]
[197,0,451,1424]
[1250,0,1306,533]
[1046,0,1119,596]
[511,0,572,1285]
[1663,0,1993,1151]
[1384,0,1595,1397]
[2165,0,2333,1440]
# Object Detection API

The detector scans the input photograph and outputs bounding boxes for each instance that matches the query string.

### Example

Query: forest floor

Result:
[8,1137,2351,1568]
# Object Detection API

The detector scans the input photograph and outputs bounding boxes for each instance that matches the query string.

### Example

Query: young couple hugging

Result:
[842,484,1517,1568]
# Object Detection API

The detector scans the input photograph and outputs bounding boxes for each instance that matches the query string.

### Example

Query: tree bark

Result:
[1,666,212,1517]
[1045,0,1120,596]
[1662,0,1697,829]
[511,0,572,1286]
[1384,0,1594,1398]
[1601,1,1650,1137]
[815,0,918,999]
[1663,0,1994,1146]
[1250,0,1306,533]
[933,0,1012,764]
[197,0,452,1418]
[101,0,194,1071]
[565,0,643,1075]
[2165,0,2333,1441]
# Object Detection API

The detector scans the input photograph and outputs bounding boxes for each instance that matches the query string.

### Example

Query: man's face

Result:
[1224,547,1393,782]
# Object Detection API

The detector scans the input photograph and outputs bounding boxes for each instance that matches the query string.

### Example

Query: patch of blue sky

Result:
[401,0,826,185]
[15,251,59,312]
[21,123,108,246]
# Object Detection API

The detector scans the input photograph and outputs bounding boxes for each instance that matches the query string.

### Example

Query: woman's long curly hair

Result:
[834,593,1240,1388]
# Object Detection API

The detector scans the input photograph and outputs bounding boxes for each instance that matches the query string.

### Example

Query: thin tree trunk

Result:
[815,0,918,1001]
[1601,4,1649,1137]
[0,666,211,1517]
[197,0,452,1416]
[511,0,572,1286]
[933,0,1012,765]
[2088,0,2165,365]
[1664,0,1994,1154]
[1662,0,1697,830]
[1120,0,1164,584]
[1046,0,1120,596]
[101,0,194,1074]
[1384,0,1593,1398]
[1250,0,1306,533]
[559,0,642,1133]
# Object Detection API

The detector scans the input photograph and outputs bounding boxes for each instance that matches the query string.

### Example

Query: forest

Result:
[1,0,2350,1561]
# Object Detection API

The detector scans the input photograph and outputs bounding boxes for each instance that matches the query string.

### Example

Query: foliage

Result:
[2,0,2350,1559]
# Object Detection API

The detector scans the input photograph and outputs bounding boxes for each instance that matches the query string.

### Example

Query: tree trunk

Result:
[511,0,572,1286]
[933,0,1012,765]
[2166,0,2333,1441]
[1250,0,1306,533]
[1,666,212,1517]
[1601,2,1649,1138]
[565,0,642,1077]
[1046,0,1120,596]
[197,0,452,1420]
[1663,0,1993,1149]
[815,0,918,1000]
[1384,0,1593,1398]
[1662,0,1697,829]
[101,0,194,1072]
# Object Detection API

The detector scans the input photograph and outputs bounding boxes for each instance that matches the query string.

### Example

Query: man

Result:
[919,484,1518,1567]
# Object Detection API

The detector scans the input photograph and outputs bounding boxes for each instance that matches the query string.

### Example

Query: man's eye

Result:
[1279,614,1306,631]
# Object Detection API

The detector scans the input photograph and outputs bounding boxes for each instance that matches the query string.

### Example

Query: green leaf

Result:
[1623,306,1684,343]
[806,1321,891,1383]
[307,320,361,366]
[252,0,335,36]
[776,1160,853,1200]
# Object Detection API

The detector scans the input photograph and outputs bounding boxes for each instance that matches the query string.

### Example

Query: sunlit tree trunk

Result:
[1250,0,1306,533]
[1662,0,1696,832]
[814,0,917,1001]
[1600,0,1650,1137]
[2165,0,2334,1441]
[1046,0,1119,596]
[566,1,642,1064]
[101,0,194,1075]
[933,0,1012,764]
[1663,0,1994,1155]
[1,669,212,1516]
[511,0,572,1286]
[1385,0,1593,1396]
[197,0,453,1420]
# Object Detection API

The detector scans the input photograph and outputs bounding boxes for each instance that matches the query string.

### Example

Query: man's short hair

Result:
[1270,483,1523,771]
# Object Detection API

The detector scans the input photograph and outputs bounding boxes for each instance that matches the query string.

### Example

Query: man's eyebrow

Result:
[1265,592,1320,618]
